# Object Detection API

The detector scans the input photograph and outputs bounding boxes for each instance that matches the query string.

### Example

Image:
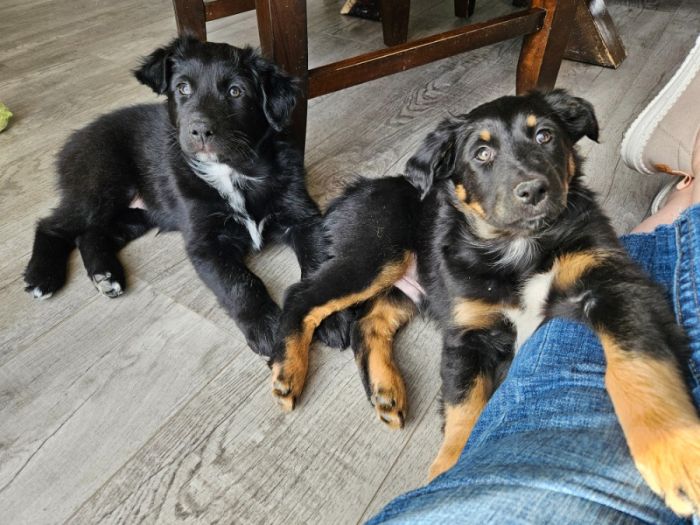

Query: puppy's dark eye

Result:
[535,129,552,144]
[475,146,495,163]
[177,82,192,96]
[229,86,242,98]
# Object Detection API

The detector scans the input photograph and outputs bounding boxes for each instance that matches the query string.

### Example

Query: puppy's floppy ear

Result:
[134,35,197,95]
[544,89,599,143]
[246,49,301,132]
[405,119,458,200]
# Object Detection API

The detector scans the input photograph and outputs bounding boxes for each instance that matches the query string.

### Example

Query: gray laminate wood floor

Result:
[1,1,699,523]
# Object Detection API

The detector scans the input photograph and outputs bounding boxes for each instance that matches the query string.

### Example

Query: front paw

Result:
[315,308,355,349]
[91,272,124,298]
[270,334,309,411]
[246,308,280,359]
[633,426,700,516]
[369,363,407,430]
[24,262,67,300]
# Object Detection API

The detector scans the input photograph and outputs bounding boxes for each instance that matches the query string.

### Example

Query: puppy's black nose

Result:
[189,121,214,142]
[514,179,548,206]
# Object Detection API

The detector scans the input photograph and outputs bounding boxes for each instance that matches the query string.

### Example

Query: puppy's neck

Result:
[446,191,541,273]
[464,209,504,241]
[187,157,265,250]
[188,157,257,188]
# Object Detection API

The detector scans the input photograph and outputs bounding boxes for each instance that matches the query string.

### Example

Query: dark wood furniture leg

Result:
[516,0,576,93]
[173,0,576,153]
[564,0,625,68]
[172,0,207,40]
[308,10,546,98]
[455,0,475,18]
[256,0,309,150]
[380,0,411,46]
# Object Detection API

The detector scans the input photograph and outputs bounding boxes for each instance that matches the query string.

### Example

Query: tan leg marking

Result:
[359,295,416,429]
[453,298,503,330]
[553,250,608,290]
[271,252,414,411]
[428,375,493,481]
[271,334,311,411]
[602,333,700,516]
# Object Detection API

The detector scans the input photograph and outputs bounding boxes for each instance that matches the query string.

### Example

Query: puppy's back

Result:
[56,104,170,199]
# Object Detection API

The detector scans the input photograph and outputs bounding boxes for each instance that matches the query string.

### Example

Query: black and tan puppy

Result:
[23,36,349,357]
[270,91,700,516]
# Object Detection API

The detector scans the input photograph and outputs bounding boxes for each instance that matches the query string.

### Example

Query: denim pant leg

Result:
[368,205,700,525]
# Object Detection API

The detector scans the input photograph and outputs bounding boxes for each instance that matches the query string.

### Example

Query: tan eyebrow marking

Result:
[479,129,491,141]
[526,114,537,127]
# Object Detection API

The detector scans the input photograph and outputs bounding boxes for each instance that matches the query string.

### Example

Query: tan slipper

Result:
[621,34,700,179]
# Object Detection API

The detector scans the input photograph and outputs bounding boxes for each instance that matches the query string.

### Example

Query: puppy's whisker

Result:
[165,139,182,156]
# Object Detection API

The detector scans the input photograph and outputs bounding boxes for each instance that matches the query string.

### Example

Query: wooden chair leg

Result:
[454,0,475,18]
[516,0,576,93]
[172,0,207,41]
[380,0,410,46]
[564,0,626,68]
[256,0,309,151]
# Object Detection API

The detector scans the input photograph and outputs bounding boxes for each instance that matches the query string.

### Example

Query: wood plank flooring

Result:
[1,1,699,523]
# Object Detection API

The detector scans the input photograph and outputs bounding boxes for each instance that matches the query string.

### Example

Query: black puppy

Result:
[23,36,348,357]
[270,91,700,516]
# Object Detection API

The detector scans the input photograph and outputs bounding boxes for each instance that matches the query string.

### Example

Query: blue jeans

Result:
[368,205,700,525]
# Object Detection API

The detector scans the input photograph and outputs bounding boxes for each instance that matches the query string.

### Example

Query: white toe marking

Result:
[31,287,53,300]
[92,273,123,297]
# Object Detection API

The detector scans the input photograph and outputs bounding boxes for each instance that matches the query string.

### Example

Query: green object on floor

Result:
[0,103,12,131]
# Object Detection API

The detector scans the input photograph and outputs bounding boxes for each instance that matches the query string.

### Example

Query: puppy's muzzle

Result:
[513,178,548,207]
[188,119,215,149]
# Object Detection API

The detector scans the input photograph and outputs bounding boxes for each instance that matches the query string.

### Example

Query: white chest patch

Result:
[494,237,538,269]
[189,159,265,250]
[504,268,555,351]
